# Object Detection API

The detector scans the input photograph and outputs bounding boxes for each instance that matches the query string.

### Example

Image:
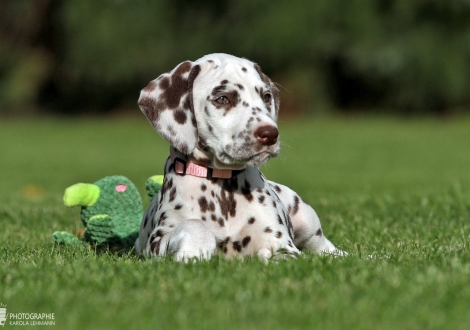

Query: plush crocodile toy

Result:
[52,175,163,248]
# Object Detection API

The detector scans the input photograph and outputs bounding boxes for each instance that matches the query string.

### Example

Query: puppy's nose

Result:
[255,125,279,146]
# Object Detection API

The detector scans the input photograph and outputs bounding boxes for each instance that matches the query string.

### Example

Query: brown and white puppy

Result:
[136,53,342,261]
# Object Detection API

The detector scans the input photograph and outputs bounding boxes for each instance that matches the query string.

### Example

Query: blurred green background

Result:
[2,4,470,328]
[2,0,470,117]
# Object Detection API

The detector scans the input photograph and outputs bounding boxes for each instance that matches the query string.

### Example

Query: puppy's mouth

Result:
[219,148,279,167]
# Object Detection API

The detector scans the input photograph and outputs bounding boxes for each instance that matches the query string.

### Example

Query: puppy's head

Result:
[138,53,280,169]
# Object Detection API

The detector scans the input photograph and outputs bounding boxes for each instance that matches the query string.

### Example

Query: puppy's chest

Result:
[157,169,290,237]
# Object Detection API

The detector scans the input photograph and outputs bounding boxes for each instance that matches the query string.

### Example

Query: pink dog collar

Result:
[170,149,244,179]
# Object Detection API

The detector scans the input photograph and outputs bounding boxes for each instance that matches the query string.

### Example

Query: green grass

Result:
[1,115,470,330]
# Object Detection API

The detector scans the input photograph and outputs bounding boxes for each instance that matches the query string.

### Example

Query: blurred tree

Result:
[1,0,469,115]
[0,0,55,115]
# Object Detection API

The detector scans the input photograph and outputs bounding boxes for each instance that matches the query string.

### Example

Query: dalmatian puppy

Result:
[136,53,342,261]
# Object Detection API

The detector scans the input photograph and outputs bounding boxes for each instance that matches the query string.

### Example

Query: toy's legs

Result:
[52,231,82,245]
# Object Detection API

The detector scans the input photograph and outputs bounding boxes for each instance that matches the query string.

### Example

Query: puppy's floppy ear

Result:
[138,61,201,154]
[254,63,280,116]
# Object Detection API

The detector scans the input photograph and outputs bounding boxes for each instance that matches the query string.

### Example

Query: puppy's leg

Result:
[165,219,217,262]
[292,204,343,254]
[269,181,345,255]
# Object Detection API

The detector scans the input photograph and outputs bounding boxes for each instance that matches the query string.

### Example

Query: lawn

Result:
[1,115,469,330]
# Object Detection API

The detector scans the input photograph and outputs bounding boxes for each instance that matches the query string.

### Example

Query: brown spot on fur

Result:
[222,177,238,193]
[138,96,160,123]
[241,180,253,202]
[217,237,230,249]
[218,89,241,109]
[143,215,149,228]
[292,195,300,215]
[211,85,226,96]
[142,80,157,92]
[173,109,187,124]
[158,212,167,224]
[190,111,197,128]
[248,217,256,224]
[174,204,183,210]
[242,236,251,247]
[254,63,280,115]
[276,231,282,238]
[169,187,177,202]
[209,201,216,212]
[198,196,209,213]
[221,80,228,84]
[217,189,237,220]
[183,95,191,110]
[265,227,273,233]
[161,61,192,110]
[159,76,170,90]
[150,239,160,254]
[316,228,323,236]
[258,195,265,204]
[201,184,207,191]
[236,83,244,90]
[233,241,242,252]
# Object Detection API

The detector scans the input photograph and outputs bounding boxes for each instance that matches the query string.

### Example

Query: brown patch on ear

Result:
[254,63,280,115]
[187,64,201,111]
[159,76,170,90]
[138,96,160,123]
[173,109,187,124]
[187,64,201,130]
[163,61,192,109]
[142,80,158,92]
[138,61,201,155]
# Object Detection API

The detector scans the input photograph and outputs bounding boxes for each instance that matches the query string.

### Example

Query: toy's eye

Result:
[116,185,127,193]
[263,93,272,103]
[215,96,230,105]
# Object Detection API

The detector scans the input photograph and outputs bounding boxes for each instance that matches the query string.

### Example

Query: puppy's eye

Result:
[215,96,230,105]
[263,93,272,103]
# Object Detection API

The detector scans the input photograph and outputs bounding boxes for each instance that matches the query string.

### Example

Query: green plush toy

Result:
[52,175,163,248]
